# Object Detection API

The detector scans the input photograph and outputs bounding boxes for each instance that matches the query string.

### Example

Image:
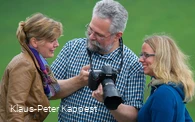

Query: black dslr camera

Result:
[88,65,123,110]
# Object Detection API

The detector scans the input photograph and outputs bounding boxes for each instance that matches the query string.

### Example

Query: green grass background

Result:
[0,0,195,121]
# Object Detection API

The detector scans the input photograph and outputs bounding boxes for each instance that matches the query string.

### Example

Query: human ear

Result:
[29,37,38,48]
[114,32,123,42]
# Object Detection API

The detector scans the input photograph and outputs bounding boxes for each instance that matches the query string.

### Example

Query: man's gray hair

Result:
[92,0,128,34]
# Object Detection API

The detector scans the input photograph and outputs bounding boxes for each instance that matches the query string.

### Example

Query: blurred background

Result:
[0,0,195,121]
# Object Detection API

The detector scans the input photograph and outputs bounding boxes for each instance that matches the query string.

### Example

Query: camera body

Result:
[88,65,123,110]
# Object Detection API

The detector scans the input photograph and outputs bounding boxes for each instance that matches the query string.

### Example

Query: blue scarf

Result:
[29,46,60,99]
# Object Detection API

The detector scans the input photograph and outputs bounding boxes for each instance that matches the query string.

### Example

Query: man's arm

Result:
[110,104,138,122]
[92,84,138,122]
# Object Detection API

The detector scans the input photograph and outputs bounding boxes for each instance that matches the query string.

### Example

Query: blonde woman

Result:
[0,13,63,122]
[138,34,194,122]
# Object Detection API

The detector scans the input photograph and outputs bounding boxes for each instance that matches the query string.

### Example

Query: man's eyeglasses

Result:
[85,24,112,41]
[140,52,155,59]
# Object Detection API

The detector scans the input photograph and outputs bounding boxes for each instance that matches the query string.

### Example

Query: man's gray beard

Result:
[86,38,113,54]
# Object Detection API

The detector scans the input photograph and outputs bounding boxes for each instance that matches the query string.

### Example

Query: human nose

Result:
[88,31,97,40]
[139,56,144,63]
[54,40,59,47]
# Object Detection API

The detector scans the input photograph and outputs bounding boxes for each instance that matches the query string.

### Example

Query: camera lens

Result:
[102,78,123,110]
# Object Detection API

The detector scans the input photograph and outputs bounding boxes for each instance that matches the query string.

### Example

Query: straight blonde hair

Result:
[144,34,195,102]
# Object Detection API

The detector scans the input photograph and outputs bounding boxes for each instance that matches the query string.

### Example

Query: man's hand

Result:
[78,65,90,86]
[92,84,104,102]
